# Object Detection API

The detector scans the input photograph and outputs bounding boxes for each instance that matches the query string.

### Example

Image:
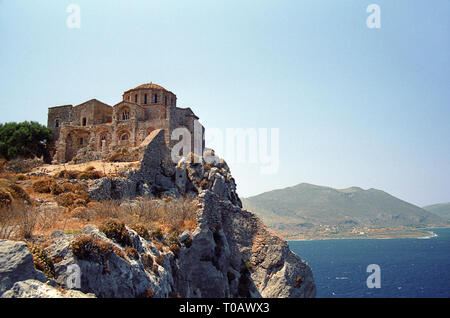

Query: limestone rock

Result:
[46,226,173,298]
[81,134,316,298]
[0,240,49,296]
[1,279,95,298]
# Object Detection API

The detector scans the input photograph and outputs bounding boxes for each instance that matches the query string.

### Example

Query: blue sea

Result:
[288,228,450,298]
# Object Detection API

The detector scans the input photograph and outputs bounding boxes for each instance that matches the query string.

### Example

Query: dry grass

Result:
[0,201,39,240]
[4,158,44,174]
[32,160,140,177]
[0,169,198,244]
[0,178,30,206]
[54,168,103,180]
[87,197,198,235]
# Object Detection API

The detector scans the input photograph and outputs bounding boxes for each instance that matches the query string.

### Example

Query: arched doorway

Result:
[117,130,131,146]
[99,131,111,152]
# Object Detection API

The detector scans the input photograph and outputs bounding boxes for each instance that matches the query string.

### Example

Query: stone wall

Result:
[48,84,204,163]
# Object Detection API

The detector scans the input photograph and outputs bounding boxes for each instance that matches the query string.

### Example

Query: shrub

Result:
[295,276,303,288]
[0,188,12,208]
[0,201,38,239]
[184,237,193,248]
[199,179,208,189]
[167,232,180,245]
[99,220,132,247]
[11,201,37,239]
[131,224,151,241]
[55,170,79,179]
[152,228,164,241]
[71,207,92,221]
[49,183,64,195]
[169,244,180,256]
[7,183,29,202]
[28,245,55,278]
[55,192,78,207]
[125,247,139,260]
[142,254,154,272]
[77,170,103,180]
[71,235,113,260]
[32,178,55,193]
[155,254,164,266]
[113,246,127,260]
[55,189,90,207]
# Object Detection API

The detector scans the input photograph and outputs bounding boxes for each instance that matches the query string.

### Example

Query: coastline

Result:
[285,227,448,242]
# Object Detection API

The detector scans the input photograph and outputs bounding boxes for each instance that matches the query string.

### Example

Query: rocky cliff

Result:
[0,129,316,298]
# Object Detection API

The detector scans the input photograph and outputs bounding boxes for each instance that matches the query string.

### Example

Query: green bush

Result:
[0,121,52,162]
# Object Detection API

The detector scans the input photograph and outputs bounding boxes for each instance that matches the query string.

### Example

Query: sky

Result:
[0,0,449,207]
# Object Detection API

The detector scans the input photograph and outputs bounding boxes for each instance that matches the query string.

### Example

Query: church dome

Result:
[132,83,168,91]
[123,82,177,106]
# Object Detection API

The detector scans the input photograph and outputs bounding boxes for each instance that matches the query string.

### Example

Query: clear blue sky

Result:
[0,0,449,206]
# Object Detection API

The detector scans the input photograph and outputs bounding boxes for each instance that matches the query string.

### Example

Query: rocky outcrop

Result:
[0,240,49,295]
[172,190,315,297]
[0,240,94,298]
[2,130,316,298]
[2,279,95,298]
[45,225,173,298]
[85,130,316,298]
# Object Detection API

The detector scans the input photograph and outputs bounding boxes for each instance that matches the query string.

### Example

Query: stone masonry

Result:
[47,83,205,163]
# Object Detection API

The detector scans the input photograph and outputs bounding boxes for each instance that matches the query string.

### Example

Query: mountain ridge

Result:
[423,202,450,221]
[242,183,448,239]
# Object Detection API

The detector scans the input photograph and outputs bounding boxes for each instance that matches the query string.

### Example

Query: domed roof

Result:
[133,83,168,91]
[123,82,175,96]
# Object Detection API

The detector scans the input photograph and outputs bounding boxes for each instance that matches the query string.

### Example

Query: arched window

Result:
[154,94,158,103]
[99,132,109,150]
[55,119,60,128]
[121,108,130,120]
[144,94,147,104]
[135,94,138,103]
[82,117,87,126]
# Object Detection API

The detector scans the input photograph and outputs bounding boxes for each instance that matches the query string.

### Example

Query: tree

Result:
[0,121,53,162]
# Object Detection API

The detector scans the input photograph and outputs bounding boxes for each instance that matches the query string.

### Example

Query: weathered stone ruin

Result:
[48,83,205,164]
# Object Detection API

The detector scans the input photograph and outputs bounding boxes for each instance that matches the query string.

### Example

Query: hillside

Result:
[423,203,450,221]
[0,130,316,298]
[242,183,448,240]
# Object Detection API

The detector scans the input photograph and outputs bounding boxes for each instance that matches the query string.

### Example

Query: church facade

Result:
[47,83,204,163]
